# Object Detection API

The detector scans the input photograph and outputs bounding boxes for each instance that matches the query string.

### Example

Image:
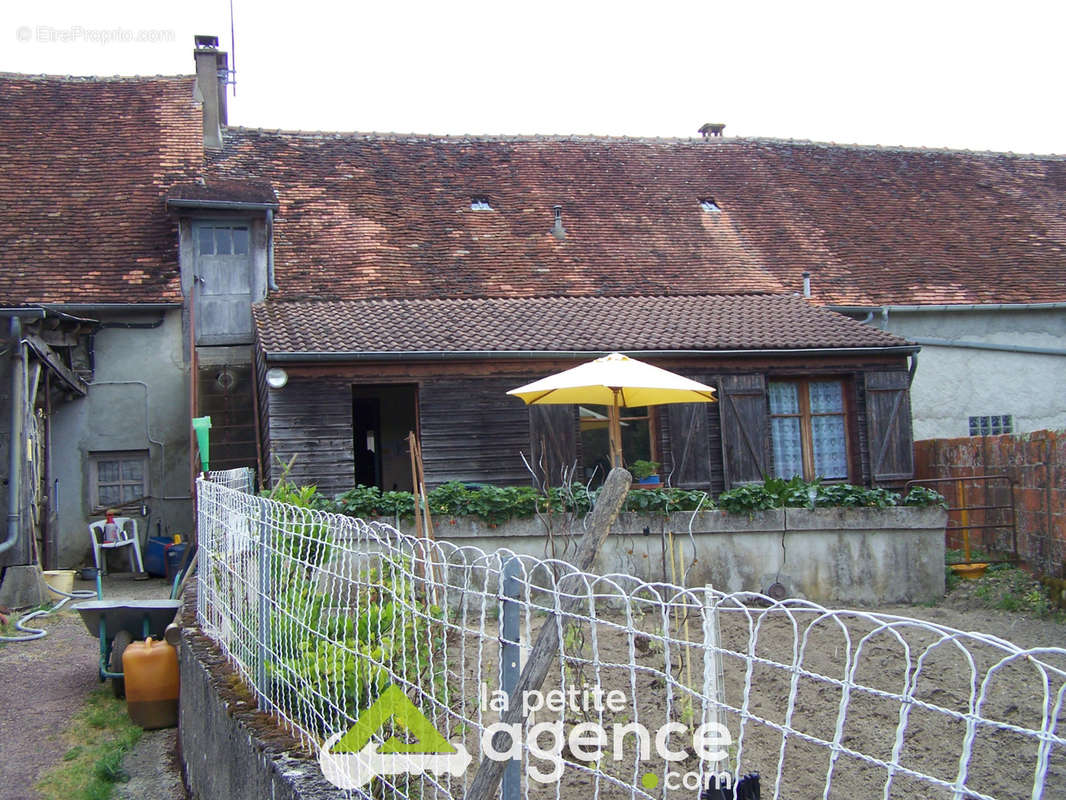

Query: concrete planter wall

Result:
[380,506,947,605]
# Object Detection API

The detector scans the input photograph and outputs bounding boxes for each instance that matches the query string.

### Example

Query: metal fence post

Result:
[702,585,724,744]
[501,557,521,800]
[256,500,271,710]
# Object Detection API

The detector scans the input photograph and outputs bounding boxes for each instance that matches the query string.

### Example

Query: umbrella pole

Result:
[607,392,624,469]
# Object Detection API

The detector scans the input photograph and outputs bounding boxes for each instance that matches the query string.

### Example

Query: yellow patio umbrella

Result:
[508,352,717,469]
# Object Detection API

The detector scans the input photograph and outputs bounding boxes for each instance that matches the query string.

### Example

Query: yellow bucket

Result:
[42,569,76,600]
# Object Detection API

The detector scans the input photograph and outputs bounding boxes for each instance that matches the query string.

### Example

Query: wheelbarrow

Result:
[73,597,180,697]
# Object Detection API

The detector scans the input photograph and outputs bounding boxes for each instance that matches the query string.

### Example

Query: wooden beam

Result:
[22,333,87,397]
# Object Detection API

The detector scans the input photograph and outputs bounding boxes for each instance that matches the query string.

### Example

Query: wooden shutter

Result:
[529,405,577,486]
[718,374,769,487]
[864,371,915,483]
[666,402,713,488]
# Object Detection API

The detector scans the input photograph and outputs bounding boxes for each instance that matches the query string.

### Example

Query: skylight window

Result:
[699,197,721,213]
[470,197,493,211]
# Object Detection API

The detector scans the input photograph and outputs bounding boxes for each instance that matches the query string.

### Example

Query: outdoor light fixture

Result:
[265,367,288,389]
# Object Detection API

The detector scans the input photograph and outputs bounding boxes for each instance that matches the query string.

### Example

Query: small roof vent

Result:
[698,122,726,138]
[470,197,492,211]
[699,197,721,213]
[194,34,219,50]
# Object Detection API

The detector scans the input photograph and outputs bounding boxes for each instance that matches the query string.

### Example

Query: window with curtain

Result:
[768,380,849,480]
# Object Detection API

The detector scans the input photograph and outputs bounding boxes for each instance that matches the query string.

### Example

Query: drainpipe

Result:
[2,317,25,554]
[266,208,278,292]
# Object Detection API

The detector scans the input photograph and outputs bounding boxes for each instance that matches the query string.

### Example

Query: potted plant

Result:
[628,460,662,486]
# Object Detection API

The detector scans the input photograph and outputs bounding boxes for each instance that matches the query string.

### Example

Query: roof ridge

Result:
[0,72,192,83]
[261,292,810,307]
[221,127,1066,159]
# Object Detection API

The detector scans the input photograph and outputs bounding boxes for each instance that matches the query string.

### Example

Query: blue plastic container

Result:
[144,536,172,578]
[165,542,189,581]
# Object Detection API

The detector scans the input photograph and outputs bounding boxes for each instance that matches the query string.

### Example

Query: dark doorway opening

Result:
[352,384,418,491]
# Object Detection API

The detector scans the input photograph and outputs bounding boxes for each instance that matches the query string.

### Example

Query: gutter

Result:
[266,207,279,292]
[264,345,921,363]
[38,303,181,312]
[2,318,25,554]
[911,337,1066,357]
[829,302,1066,314]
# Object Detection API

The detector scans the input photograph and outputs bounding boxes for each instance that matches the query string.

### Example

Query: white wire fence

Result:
[196,469,1066,800]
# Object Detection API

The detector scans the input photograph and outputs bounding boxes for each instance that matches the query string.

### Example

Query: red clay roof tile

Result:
[209,131,1066,307]
[0,74,203,305]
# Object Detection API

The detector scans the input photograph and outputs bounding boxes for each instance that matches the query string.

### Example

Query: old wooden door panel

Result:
[194,222,253,345]
[665,400,713,488]
[718,373,769,487]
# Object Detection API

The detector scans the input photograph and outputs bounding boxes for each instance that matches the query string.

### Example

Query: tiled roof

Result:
[0,74,203,305]
[209,130,1066,307]
[253,293,913,356]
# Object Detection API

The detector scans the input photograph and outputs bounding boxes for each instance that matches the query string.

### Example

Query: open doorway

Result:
[352,384,417,491]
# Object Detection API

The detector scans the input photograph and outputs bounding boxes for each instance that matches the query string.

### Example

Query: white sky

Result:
[2,0,1064,154]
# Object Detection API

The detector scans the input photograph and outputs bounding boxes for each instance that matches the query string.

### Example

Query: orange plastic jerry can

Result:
[122,636,180,729]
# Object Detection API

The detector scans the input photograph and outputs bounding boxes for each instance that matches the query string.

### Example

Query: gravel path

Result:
[0,574,185,800]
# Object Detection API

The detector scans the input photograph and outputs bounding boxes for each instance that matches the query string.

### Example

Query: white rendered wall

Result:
[877,308,1066,440]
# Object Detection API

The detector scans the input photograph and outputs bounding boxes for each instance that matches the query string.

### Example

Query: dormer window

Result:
[699,197,721,213]
[470,197,493,211]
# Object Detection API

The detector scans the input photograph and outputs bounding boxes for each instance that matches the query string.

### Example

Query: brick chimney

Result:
[193,35,228,151]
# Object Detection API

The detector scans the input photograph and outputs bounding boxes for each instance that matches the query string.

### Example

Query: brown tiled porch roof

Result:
[253,293,913,357]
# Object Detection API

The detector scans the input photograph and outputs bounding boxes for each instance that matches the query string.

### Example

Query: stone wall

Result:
[381,506,947,605]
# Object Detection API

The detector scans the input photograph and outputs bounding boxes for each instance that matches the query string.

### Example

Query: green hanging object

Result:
[192,416,212,472]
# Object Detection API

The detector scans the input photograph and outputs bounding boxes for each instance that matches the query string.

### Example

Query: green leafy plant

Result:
[270,552,448,728]
[903,486,948,508]
[718,476,937,515]
[817,484,900,508]
[628,460,661,481]
[323,474,941,525]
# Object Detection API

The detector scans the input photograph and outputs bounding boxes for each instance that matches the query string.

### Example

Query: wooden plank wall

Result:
[419,376,532,487]
[267,377,355,497]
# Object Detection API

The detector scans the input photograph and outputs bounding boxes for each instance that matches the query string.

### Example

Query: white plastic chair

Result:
[88,517,145,575]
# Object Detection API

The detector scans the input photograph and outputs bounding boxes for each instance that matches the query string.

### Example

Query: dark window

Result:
[969,415,1013,436]
[580,406,658,484]
[769,379,848,480]
[195,224,249,257]
[89,451,148,511]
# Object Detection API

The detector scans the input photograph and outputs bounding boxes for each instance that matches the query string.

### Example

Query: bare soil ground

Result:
[0,574,185,800]
[437,592,1066,800]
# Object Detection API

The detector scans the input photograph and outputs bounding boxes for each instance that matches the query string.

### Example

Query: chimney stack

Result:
[193,35,228,151]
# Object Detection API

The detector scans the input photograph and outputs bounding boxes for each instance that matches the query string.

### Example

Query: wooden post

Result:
[408,431,423,539]
[464,467,632,800]
[607,394,624,468]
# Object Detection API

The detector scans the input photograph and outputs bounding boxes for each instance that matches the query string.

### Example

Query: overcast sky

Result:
[3,0,1063,154]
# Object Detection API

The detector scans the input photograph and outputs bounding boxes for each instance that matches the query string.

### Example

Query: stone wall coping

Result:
[374,506,948,539]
